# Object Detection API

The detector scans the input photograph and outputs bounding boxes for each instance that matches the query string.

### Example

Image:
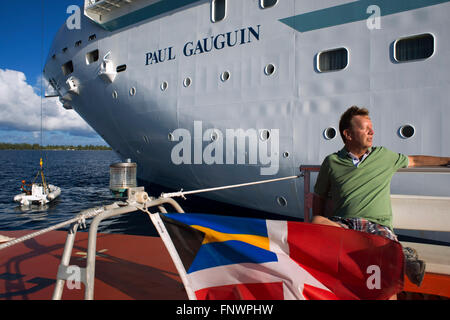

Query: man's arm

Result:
[312,193,334,217]
[312,193,327,217]
[408,155,450,168]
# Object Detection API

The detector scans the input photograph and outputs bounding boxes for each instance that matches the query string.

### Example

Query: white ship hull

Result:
[44,0,450,242]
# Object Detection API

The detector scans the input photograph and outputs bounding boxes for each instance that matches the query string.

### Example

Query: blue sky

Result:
[0,0,107,146]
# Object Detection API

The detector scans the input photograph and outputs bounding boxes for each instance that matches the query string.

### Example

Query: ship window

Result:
[317,48,348,72]
[89,34,97,41]
[86,50,99,65]
[394,33,434,62]
[211,0,226,23]
[61,61,74,76]
[260,129,270,141]
[260,0,278,9]
[75,40,82,47]
[264,63,276,76]
[398,124,415,139]
[277,196,287,207]
[117,64,127,72]
[220,71,230,82]
[183,77,192,87]
[323,127,337,140]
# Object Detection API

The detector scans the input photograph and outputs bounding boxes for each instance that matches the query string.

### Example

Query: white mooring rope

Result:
[0,206,108,251]
[160,175,300,199]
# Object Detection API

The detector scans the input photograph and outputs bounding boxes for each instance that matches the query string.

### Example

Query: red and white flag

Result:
[151,213,404,300]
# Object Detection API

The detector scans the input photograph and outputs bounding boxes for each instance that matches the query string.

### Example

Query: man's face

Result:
[345,115,374,149]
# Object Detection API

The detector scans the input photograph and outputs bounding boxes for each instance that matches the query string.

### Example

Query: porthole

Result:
[86,49,99,65]
[260,0,278,9]
[317,48,348,72]
[394,33,434,62]
[143,135,149,144]
[260,129,270,141]
[129,87,136,96]
[61,61,74,76]
[210,130,219,141]
[323,127,337,140]
[264,63,276,76]
[220,71,230,82]
[168,133,175,141]
[183,77,192,88]
[117,64,127,73]
[112,90,118,99]
[283,151,290,158]
[277,196,287,207]
[398,124,415,139]
[211,0,227,23]
[161,81,168,91]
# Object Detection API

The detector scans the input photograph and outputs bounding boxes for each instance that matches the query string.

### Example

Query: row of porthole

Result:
[322,124,416,140]
[122,88,416,142]
[166,128,276,142]
[165,64,275,90]
[111,63,276,98]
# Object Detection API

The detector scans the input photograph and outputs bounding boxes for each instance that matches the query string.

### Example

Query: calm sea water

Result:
[0,150,133,233]
[0,150,274,236]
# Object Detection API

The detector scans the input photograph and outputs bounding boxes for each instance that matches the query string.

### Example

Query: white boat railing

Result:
[52,187,185,300]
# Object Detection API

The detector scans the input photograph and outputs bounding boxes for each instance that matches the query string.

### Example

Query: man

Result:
[312,106,450,288]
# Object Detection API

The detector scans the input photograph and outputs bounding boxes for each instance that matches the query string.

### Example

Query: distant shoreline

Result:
[0,143,112,151]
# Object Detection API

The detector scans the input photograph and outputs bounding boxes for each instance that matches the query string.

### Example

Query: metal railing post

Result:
[52,222,79,300]
[84,197,185,300]
[303,170,311,223]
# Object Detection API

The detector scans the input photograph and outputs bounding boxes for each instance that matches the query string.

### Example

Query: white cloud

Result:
[0,68,95,135]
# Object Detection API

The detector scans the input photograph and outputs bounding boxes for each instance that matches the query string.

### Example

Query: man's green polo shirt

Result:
[314,146,409,230]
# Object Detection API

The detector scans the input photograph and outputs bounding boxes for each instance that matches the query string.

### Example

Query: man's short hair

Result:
[339,106,370,143]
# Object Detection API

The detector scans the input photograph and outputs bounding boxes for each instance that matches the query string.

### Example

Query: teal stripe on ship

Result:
[280,0,450,33]
[100,0,203,31]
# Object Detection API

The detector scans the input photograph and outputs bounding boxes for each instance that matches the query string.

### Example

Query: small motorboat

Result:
[13,158,61,206]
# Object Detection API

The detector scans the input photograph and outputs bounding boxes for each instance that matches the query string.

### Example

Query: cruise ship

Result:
[43,0,450,242]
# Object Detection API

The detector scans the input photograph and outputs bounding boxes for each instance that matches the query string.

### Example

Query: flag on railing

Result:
[151,213,404,300]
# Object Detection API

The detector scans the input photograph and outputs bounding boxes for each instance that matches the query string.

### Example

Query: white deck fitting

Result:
[392,194,450,232]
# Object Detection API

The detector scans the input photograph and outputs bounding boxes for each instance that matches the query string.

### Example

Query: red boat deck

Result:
[0,230,188,300]
[1,230,448,300]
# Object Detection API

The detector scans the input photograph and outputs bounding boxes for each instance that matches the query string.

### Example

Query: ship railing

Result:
[299,165,450,278]
[85,0,136,16]
[52,187,186,300]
